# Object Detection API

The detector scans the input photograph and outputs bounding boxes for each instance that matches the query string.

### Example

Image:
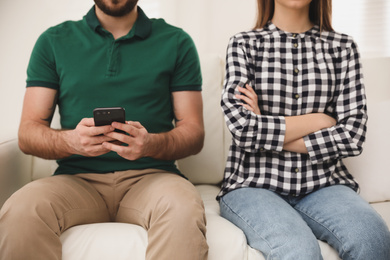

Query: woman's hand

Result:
[235,83,261,115]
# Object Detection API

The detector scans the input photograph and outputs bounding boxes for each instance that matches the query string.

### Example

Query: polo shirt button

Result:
[294,94,300,100]
[294,68,299,74]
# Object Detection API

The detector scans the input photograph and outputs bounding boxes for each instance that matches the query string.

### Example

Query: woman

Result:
[219,0,390,259]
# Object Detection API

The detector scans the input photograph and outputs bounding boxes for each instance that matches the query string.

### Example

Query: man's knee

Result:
[153,175,206,224]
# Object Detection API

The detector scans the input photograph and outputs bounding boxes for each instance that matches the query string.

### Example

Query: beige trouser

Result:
[0,169,208,260]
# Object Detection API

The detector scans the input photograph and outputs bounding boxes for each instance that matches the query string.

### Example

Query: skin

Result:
[18,1,205,161]
[236,0,336,154]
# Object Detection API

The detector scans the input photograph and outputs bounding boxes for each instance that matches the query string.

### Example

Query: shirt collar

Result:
[265,21,320,39]
[85,6,152,39]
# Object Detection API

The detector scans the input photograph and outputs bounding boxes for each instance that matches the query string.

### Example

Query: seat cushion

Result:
[61,223,147,260]
[59,184,390,260]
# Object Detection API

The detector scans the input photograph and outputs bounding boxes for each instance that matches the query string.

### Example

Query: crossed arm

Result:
[18,87,204,161]
[236,84,336,154]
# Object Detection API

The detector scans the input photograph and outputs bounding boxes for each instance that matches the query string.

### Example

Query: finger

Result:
[236,94,255,106]
[241,104,254,112]
[238,86,257,100]
[245,84,257,96]
[92,134,117,144]
[105,131,130,144]
[126,121,143,129]
[102,141,127,156]
[112,122,142,137]
[89,125,115,136]
[79,117,95,127]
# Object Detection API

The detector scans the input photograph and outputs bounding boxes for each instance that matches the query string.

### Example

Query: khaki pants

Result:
[0,169,208,260]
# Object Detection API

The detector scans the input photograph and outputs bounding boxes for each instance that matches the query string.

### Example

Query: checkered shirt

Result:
[218,22,368,200]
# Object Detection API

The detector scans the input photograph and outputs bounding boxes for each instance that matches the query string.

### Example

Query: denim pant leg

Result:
[294,185,390,260]
[220,187,322,260]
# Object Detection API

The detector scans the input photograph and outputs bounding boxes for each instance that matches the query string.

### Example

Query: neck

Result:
[95,5,138,39]
[272,3,312,33]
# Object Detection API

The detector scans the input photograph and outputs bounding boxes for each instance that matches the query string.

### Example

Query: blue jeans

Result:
[220,185,390,260]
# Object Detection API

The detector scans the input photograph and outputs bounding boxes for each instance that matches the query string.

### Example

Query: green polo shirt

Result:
[26,6,202,176]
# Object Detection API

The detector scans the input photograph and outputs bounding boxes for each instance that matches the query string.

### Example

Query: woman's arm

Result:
[236,84,337,154]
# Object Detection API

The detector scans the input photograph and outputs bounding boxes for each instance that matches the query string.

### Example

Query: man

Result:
[0,0,208,259]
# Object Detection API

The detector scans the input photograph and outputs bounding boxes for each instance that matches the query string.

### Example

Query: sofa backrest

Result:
[343,57,390,203]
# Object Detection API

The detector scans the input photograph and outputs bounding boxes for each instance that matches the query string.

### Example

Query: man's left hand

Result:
[102,121,151,161]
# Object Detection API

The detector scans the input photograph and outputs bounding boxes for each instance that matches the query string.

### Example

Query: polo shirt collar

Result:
[85,6,152,39]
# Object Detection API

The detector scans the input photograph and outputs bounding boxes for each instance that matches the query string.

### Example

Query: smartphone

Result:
[93,107,126,133]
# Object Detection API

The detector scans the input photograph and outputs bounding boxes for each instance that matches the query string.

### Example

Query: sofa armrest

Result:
[0,138,33,207]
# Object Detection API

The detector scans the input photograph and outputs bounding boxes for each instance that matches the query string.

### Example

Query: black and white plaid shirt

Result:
[218,22,367,200]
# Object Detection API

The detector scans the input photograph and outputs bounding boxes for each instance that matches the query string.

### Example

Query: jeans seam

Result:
[220,197,276,257]
[294,207,352,259]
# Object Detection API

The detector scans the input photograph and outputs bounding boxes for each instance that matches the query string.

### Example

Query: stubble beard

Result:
[94,0,139,17]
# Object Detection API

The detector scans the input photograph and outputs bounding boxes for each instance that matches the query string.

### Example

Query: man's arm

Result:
[18,87,116,159]
[103,91,205,161]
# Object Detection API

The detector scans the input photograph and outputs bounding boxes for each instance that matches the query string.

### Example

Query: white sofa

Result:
[1,54,389,260]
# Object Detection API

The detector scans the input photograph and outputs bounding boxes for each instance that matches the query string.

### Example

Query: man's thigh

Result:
[1,174,110,234]
[115,172,204,227]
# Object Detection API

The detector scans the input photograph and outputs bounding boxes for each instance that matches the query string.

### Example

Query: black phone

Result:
[93,107,126,133]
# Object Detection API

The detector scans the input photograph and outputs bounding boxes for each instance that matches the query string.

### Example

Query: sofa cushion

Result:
[178,54,226,185]
[0,139,32,206]
[343,58,390,203]
[344,100,390,203]
[61,223,147,260]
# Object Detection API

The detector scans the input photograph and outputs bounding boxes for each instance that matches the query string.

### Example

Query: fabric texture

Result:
[219,22,367,199]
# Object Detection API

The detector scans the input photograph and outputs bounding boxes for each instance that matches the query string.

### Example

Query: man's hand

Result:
[102,121,151,161]
[66,118,117,157]
[102,91,204,161]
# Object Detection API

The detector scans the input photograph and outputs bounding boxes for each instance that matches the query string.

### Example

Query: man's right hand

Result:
[18,87,117,159]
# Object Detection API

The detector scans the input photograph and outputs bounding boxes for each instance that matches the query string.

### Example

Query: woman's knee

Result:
[340,216,390,260]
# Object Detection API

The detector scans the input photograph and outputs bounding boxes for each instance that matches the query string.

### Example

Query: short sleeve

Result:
[26,29,60,89]
[170,31,202,92]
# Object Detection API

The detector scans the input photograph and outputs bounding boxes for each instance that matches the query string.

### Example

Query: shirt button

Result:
[260,147,265,151]
[294,168,299,173]
[294,68,299,74]
[294,94,300,99]
[292,33,297,38]
[294,43,298,48]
